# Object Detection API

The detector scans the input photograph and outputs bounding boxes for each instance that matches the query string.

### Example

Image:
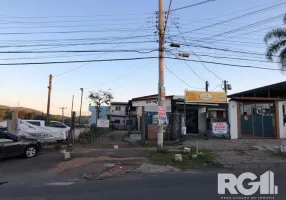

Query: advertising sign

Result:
[185,91,226,103]
[212,122,228,135]
[158,106,168,126]
[97,119,110,128]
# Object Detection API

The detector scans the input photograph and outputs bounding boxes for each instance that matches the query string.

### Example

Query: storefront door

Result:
[240,102,275,138]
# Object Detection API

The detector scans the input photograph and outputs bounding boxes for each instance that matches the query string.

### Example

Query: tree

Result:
[88,90,113,120]
[264,14,286,70]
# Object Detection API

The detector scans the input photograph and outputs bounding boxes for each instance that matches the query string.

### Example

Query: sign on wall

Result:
[97,119,110,128]
[132,98,172,112]
[158,106,168,126]
[212,122,228,135]
[185,91,226,103]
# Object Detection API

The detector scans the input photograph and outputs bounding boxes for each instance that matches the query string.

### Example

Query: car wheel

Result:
[25,146,37,158]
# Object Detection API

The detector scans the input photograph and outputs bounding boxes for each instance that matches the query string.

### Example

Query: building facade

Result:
[109,102,128,130]
[228,81,286,139]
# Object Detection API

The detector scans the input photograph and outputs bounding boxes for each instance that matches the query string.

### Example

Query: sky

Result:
[0,0,285,115]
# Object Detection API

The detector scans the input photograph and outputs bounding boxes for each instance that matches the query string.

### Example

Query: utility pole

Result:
[205,81,209,138]
[157,0,165,149]
[224,80,229,123]
[59,107,67,123]
[79,88,83,126]
[71,95,74,117]
[205,81,209,92]
[46,74,52,126]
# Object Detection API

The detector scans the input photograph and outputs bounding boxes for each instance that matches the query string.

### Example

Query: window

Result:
[26,121,41,126]
[114,120,120,124]
[216,111,224,119]
[115,106,121,111]
[50,122,66,128]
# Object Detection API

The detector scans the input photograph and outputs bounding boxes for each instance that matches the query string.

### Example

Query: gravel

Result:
[135,163,180,173]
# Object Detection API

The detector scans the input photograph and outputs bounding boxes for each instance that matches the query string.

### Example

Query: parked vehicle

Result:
[0,130,41,159]
[23,120,70,132]
[20,120,70,141]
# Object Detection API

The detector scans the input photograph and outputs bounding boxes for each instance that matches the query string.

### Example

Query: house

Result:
[89,104,110,125]
[129,93,228,140]
[109,102,128,130]
[228,81,286,139]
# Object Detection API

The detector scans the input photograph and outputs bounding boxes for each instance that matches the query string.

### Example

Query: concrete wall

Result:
[278,101,286,139]
[198,107,206,136]
[229,100,238,139]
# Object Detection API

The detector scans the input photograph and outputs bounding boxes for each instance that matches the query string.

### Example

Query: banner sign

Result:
[212,122,228,135]
[17,119,67,140]
[185,91,226,103]
[97,119,110,128]
[158,106,168,126]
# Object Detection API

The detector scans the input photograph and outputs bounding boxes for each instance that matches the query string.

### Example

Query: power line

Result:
[211,83,222,91]
[164,0,173,34]
[174,0,285,23]
[173,2,286,36]
[53,23,150,77]
[201,14,285,41]
[0,49,158,54]
[0,56,282,71]
[166,51,206,82]
[171,19,223,81]
[178,42,279,57]
[0,35,155,43]
[0,29,154,35]
[171,0,216,11]
[0,40,156,49]
[0,17,151,25]
[0,57,158,66]
[193,54,281,64]
[165,64,204,89]
[99,60,154,88]
[167,57,283,71]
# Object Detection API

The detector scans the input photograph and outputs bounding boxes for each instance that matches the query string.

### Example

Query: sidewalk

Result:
[182,138,286,169]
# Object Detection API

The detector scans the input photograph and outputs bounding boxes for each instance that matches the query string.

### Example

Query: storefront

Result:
[228,81,286,139]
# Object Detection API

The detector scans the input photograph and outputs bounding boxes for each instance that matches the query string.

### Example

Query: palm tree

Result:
[264,14,286,70]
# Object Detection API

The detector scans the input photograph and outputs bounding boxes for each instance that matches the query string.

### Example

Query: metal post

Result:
[71,95,74,117]
[157,0,165,149]
[79,88,83,126]
[46,74,52,126]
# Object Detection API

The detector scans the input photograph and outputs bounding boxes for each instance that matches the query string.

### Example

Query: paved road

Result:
[1,170,286,200]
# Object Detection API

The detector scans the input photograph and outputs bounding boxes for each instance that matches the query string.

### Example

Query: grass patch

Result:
[149,148,219,170]
[277,152,286,158]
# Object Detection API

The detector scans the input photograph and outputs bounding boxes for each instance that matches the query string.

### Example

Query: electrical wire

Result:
[53,22,151,77]
[173,2,286,36]
[211,83,222,91]
[167,57,283,71]
[171,0,216,11]
[201,14,285,41]
[166,51,206,82]
[98,60,154,88]
[164,0,173,34]
[0,49,158,54]
[165,64,204,89]
[0,57,158,66]
[171,19,223,81]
